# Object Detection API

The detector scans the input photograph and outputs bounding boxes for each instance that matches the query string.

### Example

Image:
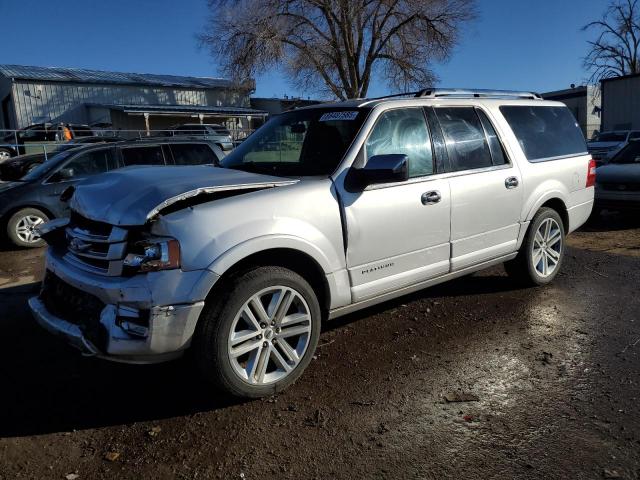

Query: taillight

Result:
[586,158,596,187]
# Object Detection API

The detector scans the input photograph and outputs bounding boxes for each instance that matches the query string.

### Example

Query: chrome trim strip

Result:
[328,252,517,319]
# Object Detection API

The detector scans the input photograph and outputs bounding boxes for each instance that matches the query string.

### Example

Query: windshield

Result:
[593,132,627,143]
[610,141,640,164]
[20,151,74,181]
[220,108,369,176]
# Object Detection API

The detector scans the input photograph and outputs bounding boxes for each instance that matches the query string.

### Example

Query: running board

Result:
[328,252,517,320]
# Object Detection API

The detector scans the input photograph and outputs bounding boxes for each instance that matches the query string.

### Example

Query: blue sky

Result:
[0,0,607,98]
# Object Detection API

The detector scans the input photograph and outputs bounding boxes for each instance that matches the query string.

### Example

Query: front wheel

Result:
[7,208,50,248]
[505,207,565,286]
[194,266,321,398]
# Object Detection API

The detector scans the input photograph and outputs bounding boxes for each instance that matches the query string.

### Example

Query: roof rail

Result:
[360,91,421,102]
[414,88,543,100]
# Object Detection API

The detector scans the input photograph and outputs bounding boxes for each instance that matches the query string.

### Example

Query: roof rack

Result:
[360,91,421,102]
[414,88,543,100]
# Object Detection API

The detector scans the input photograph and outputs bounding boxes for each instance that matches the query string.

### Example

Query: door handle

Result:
[505,176,519,189]
[421,190,441,205]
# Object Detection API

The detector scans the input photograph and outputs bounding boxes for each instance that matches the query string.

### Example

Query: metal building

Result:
[0,64,267,136]
[541,85,601,139]
[601,73,640,131]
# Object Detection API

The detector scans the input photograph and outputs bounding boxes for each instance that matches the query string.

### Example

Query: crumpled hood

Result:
[596,163,640,184]
[70,165,298,225]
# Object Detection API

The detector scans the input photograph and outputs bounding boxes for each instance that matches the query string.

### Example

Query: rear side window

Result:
[170,144,218,165]
[500,106,587,162]
[121,146,165,166]
[435,107,493,171]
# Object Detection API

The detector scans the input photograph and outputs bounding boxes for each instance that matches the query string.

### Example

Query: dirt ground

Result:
[0,213,639,480]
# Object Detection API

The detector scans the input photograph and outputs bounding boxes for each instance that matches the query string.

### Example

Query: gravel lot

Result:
[0,213,639,480]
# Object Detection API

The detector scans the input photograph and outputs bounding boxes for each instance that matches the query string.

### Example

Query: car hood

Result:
[587,141,621,149]
[596,163,640,184]
[70,165,298,226]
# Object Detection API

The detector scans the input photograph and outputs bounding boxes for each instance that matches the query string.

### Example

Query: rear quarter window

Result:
[170,143,219,165]
[499,106,587,162]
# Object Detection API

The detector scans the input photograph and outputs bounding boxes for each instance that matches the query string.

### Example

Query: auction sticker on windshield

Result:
[319,111,359,122]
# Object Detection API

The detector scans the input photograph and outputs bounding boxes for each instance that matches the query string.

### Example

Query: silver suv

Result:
[168,123,234,152]
[30,89,595,398]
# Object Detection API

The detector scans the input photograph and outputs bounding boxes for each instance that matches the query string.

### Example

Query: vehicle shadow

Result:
[324,267,524,332]
[0,283,240,438]
[0,268,521,438]
[581,210,640,233]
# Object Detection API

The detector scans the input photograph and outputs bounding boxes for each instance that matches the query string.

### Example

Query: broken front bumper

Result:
[29,250,219,364]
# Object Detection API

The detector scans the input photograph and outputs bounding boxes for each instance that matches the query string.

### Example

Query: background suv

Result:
[587,130,640,165]
[594,138,640,213]
[0,139,223,247]
[30,89,594,398]
[0,136,126,181]
[165,123,234,151]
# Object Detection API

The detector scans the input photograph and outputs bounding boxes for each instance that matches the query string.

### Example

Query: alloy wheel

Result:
[532,217,562,278]
[15,215,45,244]
[227,286,312,385]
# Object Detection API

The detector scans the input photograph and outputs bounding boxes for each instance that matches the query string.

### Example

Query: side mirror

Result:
[348,154,409,190]
[51,167,74,182]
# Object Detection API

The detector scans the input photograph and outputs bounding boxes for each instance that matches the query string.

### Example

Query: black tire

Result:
[194,266,321,398]
[6,207,49,248]
[504,207,565,286]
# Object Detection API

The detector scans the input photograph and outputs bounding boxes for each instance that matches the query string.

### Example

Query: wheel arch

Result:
[539,198,569,232]
[205,247,332,319]
[2,203,56,229]
[524,191,569,232]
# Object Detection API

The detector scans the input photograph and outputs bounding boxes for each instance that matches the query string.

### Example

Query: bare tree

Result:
[200,0,476,99]
[583,0,640,83]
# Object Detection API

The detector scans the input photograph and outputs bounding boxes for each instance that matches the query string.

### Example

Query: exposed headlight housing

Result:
[124,238,180,272]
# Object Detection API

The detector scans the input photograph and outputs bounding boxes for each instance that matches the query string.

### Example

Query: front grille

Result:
[64,212,129,276]
[600,182,640,192]
[41,272,105,325]
[40,272,109,351]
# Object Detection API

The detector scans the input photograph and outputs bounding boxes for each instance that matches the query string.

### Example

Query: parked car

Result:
[30,89,594,398]
[0,136,126,181]
[165,123,234,151]
[0,139,223,247]
[0,123,94,160]
[594,139,640,213]
[587,130,640,166]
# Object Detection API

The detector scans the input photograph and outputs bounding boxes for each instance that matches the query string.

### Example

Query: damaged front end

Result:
[29,212,213,362]
[29,165,296,363]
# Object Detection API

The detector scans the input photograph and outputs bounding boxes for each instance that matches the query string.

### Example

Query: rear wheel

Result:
[505,207,565,286]
[7,208,49,248]
[194,266,321,398]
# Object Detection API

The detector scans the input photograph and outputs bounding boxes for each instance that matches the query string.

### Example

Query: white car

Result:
[30,89,595,398]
